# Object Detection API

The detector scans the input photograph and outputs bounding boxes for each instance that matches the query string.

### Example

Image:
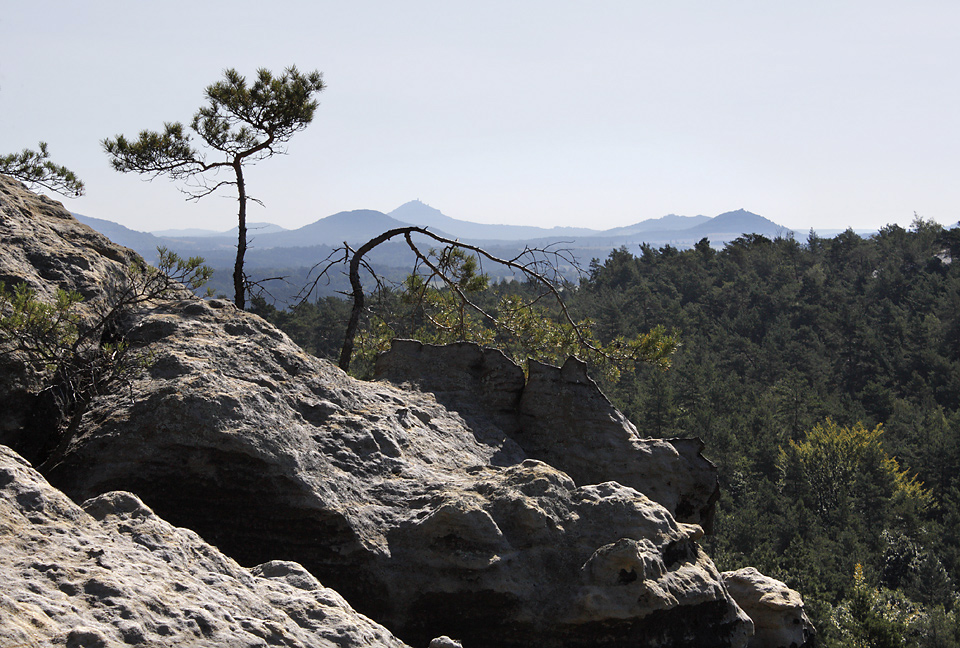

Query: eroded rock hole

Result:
[618,568,638,584]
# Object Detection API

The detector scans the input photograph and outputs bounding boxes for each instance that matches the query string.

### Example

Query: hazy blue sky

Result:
[3,2,958,233]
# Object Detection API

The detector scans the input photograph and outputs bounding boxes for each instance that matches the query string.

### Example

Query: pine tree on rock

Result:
[103,66,325,309]
[1,142,84,197]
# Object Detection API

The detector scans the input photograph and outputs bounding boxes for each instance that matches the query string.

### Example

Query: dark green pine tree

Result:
[103,66,326,309]
[1,142,85,197]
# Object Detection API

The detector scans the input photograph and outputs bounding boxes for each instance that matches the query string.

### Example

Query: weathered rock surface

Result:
[428,637,463,648]
[375,340,720,531]
[0,444,409,647]
[33,295,750,646]
[722,568,815,648]
[1,174,760,647]
[0,176,142,309]
[0,176,149,458]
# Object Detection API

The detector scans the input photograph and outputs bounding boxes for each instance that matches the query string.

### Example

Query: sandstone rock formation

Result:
[1,173,769,647]
[32,294,750,646]
[375,340,720,531]
[722,568,815,648]
[0,444,409,647]
[0,177,149,460]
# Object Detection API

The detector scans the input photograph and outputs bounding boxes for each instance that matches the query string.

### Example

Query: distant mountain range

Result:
[388,200,602,240]
[73,201,800,299]
[75,200,792,258]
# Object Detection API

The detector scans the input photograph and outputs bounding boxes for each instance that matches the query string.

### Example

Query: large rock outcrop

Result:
[0,178,148,459]
[0,444,409,648]
[1,174,763,646]
[375,340,720,531]
[32,295,750,647]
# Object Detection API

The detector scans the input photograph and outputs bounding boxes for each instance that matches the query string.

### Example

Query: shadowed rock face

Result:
[1,174,757,647]
[375,339,721,532]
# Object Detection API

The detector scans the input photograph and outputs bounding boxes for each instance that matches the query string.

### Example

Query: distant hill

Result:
[687,209,789,241]
[602,214,712,237]
[151,210,427,253]
[151,227,221,237]
[491,209,795,253]
[73,214,167,263]
[388,201,784,245]
[252,210,436,248]
[389,200,599,240]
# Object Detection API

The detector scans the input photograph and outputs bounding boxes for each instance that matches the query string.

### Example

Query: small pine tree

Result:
[103,66,325,309]
[1,142,84,197]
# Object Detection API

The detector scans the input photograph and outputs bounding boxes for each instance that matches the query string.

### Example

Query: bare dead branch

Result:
[313,225,594,372]
[401,232,499,330]
[294,247,351,304]
[181,178,236,202]
[244,273,291,305]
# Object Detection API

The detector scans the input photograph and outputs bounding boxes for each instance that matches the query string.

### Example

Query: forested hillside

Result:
[258,219,960,647]
[570,220,960,646]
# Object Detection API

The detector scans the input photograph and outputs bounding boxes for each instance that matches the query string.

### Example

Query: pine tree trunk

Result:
[233,162,247,310]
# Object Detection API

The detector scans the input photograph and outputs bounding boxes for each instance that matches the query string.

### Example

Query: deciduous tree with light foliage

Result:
[778,419,931,523]
[103,66,325,309]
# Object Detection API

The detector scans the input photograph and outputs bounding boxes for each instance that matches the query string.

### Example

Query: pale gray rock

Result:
[38,298,750,645]
[0,176,142,310]
[519,357,719,530]
[0,444,409,648]
[722,567,815,648]
[1,174,757,647]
